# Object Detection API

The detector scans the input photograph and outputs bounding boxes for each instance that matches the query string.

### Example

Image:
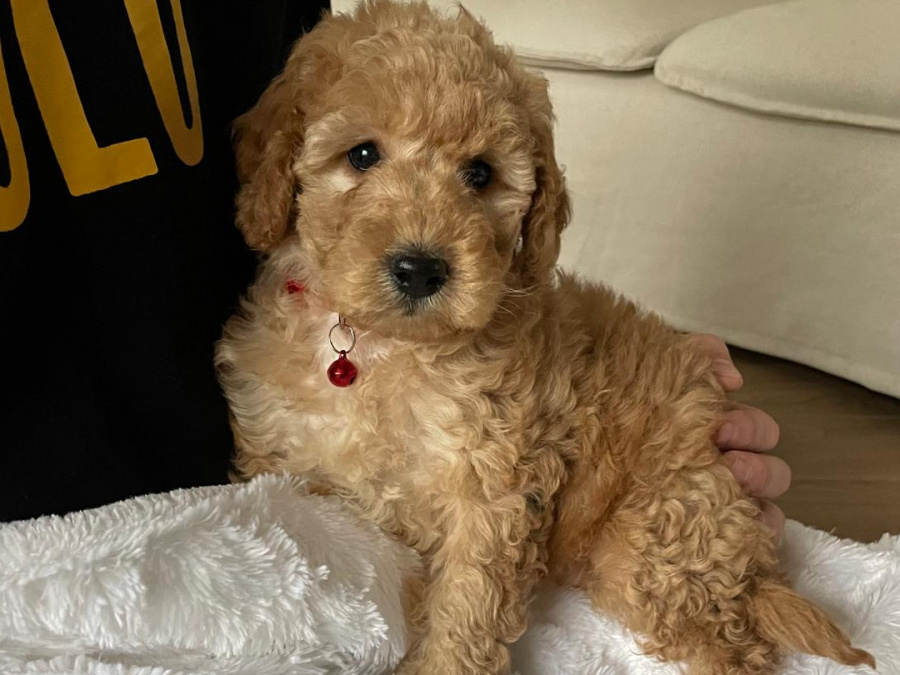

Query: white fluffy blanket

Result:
[1,476,895,674]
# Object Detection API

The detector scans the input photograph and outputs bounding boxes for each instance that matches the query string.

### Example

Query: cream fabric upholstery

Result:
[549,68,900,397]
[331,0,777,71]
[656,0,900,133]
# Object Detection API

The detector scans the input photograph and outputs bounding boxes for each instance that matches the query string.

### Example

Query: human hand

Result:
[690,334,790,541]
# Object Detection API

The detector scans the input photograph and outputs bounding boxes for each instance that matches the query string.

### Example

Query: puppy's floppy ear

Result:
[517,73,571,284]
[232,47,310,253]
[232,65,297,252]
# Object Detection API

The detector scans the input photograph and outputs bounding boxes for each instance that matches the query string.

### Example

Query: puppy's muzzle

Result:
[389,252,449,299]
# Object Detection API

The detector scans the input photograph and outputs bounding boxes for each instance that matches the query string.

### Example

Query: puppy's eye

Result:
[461,158,492,191]
[348,142,381,171]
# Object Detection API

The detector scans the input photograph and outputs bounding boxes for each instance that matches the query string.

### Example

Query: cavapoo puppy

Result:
[216,2,874,673]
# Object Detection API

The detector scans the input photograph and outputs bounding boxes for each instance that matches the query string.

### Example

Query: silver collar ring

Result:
[328,317,357,355]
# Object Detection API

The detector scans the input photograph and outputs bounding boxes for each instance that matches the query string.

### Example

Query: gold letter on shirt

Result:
[0,36,29,232]
[124,0,203,166]
[10,0,158,197]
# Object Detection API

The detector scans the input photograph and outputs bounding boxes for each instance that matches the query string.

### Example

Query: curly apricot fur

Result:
[217,3,874,673]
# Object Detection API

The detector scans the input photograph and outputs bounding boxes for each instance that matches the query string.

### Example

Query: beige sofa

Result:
[332,0,900,398]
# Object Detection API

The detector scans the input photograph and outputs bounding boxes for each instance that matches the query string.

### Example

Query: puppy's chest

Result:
[277,323,475,489]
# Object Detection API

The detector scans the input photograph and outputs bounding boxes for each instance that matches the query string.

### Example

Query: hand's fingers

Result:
[712,358,744,392]
[758,500,786,544]
[723,450,792,499]
[689,333,743,391]
[689,333,731,360]
[717,404,781,452]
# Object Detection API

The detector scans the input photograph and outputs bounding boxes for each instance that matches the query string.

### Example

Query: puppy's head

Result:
[234,0,570,340]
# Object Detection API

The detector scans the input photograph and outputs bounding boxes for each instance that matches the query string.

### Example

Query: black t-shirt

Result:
[0,0,328,521]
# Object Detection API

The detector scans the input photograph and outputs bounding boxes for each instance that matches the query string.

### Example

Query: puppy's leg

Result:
[396,497,548,675]
[588,464,873,674]
[577,344,874,674]
[589,465,783,674]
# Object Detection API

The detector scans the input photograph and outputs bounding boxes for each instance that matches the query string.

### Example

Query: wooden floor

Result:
[730,348,900,542]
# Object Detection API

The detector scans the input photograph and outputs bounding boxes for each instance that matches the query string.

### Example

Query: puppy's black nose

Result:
[389,253,449,299]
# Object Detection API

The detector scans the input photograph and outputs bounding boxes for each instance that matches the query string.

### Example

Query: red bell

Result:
[327,351,358,387]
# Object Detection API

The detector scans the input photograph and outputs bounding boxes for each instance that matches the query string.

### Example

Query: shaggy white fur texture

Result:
[1,476,895,674]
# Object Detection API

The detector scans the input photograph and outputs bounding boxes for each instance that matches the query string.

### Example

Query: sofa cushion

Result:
[655,0,900,133]
[330,0,779,71]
